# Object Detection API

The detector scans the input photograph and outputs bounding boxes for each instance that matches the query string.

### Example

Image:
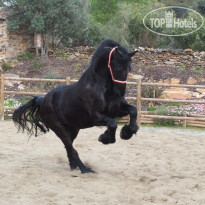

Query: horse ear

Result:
[128,50,138,57]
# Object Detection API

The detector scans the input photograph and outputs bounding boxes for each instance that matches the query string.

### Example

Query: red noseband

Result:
[108,46,127,84]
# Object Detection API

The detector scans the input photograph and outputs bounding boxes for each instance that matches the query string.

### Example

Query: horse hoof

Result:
[120,125,138,140]
[98,133,115,144]
[81,167,96,174]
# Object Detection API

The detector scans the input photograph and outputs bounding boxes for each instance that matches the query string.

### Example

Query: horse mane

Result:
[91,39,120,61]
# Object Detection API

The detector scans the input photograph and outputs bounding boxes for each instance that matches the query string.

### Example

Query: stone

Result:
[192,92,205,98]
[163,79,170,84]
[196,88,205,95]
[130,74,143,80]
[187,77,197,85]
[164,61,175,65]
[184,48,193,53]
[170,78,180,84]
[5,73,21,87]
[18,84,25,90]
[153,60,158,65]
[160,90,192,99]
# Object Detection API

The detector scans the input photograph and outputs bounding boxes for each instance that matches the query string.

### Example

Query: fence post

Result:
[137,78,142,127]
[183,113,187,128]
[1,73,5,121]
[66,76,71,85]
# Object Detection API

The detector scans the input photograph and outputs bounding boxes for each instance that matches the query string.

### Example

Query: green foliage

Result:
[197,0,205,15]
[90,0,118,24]
[0,0,5,6]
[142,85,164,98]
[190,67,204,75]
[153,118,175,126]
[179,64,186,71]
[17,52,33,61]
[42,72,61,88]
[7,0,89,46]
[4,98,21,108]
[2,62,12,71]
[128,0,164,47]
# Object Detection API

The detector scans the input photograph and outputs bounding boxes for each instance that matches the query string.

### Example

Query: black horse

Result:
[13,39,139,173]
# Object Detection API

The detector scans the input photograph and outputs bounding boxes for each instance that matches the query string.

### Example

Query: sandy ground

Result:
[0,121,205,205]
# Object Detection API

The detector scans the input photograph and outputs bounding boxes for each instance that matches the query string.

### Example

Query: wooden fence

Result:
[0,73,205,128]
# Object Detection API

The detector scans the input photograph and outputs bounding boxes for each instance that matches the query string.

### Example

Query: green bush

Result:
[154,118,175,126]
[17,52,33,61]
[2,62,13,71]
[42,72,61,88]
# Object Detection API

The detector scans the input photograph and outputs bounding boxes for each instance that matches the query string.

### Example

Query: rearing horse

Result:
[13,39,139,173]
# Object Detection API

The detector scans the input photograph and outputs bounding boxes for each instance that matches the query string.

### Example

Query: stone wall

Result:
[0,7,33,64]
[134,47,205,70]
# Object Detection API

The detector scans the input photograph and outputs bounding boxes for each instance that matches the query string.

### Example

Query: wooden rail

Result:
[0,73,205,128]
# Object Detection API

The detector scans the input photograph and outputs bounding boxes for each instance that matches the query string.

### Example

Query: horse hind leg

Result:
[54,126,95,174]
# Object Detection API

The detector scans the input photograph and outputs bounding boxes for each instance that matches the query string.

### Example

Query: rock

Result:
[192,92,205,98]
[18,84,25,90]
[5,73,21,87]
[153,60,158,65]
[138,47,145,52]
[184,48,193,53]
[160,90,192,99]
[168,59,176,62]
[187,77,197,85]
[130,74,143,80]
[170,78,181,84]
[164,61,175,65]
[74,52,81,57]
[173,49,183,55]
[196,88,205,95]
[200,51,205,57]
[163,79,170,84]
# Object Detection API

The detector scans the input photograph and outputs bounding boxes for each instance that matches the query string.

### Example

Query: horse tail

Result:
[13,96,49,137]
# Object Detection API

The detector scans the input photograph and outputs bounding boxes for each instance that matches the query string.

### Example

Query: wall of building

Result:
[0,7,33,63]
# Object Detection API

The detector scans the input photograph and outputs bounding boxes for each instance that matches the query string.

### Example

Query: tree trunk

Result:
[41,34,48,57]
[34,32,41,57]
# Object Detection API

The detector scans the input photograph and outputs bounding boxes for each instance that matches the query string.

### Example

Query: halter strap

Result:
[108,46,127,84]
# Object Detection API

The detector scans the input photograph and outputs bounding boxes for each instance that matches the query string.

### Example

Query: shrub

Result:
[17,52,33,61]
[153,118,175,126]
[2,62,13,71]
[42,72,61,88]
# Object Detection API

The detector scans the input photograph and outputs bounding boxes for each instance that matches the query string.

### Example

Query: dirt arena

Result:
[0,121,205,205]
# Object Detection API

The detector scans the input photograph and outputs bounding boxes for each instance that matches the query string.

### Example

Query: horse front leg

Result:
[119,104,139,140]
[95,117,117,145]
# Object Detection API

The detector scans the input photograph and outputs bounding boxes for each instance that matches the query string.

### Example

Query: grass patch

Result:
[2,62,13,71]
[178,64,186,71]
[191,67,204,75]
[17,52,33,61]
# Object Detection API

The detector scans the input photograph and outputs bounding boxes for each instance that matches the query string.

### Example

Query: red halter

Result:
[108,46,127,84]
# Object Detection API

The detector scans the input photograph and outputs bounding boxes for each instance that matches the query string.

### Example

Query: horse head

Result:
[91,40,137,96]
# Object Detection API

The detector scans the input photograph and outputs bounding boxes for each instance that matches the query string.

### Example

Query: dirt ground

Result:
[0,121,205,205]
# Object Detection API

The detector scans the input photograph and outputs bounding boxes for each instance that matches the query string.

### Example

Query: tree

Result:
[7,0,88,56]
[198,0,205,15]
[90,0,119,24]
[0,0,5,6]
